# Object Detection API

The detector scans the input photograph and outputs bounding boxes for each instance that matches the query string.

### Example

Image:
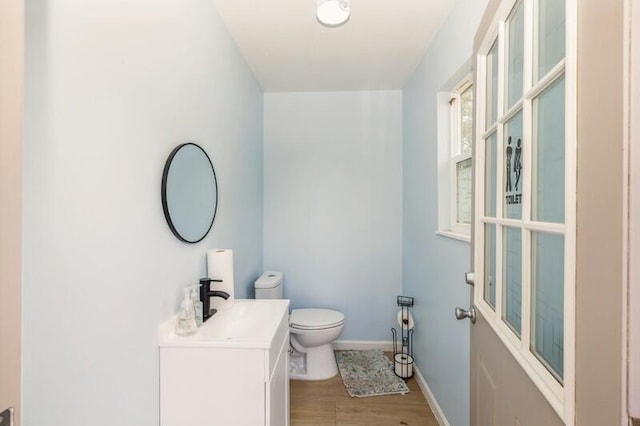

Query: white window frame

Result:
[436,74,473,242]
[473,0,577,423]
[449,77,473,237]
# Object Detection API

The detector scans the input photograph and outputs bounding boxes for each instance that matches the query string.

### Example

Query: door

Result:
[459,0,576,424]
[0,0,24,425]
[628,0,640,421]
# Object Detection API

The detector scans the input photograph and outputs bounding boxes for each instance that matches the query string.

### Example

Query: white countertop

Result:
[159,299,290,349]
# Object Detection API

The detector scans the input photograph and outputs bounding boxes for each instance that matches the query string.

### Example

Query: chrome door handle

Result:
[455,306,476,323]
[465,272,475,286]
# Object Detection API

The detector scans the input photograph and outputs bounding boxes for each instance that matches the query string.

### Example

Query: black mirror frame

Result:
[161,142,218,244]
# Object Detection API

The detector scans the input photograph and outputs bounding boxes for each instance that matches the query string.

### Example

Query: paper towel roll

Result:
[397,310,414,330]
[207,249,235,311]
[394,353,414,378]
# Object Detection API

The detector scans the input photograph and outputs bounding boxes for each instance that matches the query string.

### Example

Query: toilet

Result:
[255,271,344,381]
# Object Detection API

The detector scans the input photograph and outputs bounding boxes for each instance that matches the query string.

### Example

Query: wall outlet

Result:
[0,407,13,426]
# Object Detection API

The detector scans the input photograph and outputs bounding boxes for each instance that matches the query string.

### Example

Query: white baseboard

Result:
[413,364,450,426]
[332,340,394,352]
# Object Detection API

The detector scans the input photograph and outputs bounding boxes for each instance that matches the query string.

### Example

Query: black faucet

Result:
[199,278,230,322]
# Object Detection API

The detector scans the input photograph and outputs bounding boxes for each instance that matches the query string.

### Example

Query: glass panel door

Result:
[536,0,566,80]
[506,0,524,109]
[486,40,499,127]
[531,232,565,381]
[533,77,565,223]
[485,224,497,308]
[503,227,522,336]
[504,112,523,219]
[485,133,498,217]
[473,0,574,418]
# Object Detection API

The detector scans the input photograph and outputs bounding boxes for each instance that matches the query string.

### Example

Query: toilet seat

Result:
[290,308,344,330]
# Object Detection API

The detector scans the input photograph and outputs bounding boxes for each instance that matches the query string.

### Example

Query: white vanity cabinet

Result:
[159,299,290,426]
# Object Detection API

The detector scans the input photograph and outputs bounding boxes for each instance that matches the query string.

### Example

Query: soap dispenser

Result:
[190,284,203,327]
[175,287,197,336]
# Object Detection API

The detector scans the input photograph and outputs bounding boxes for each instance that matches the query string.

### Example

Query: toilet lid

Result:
[290,308,344,330]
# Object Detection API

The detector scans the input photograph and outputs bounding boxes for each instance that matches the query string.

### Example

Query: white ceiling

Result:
[212,0,457,92]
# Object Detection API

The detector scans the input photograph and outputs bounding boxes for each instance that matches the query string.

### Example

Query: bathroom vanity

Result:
[159,299,290,426]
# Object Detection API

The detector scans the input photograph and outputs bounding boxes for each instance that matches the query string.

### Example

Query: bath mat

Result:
[335,349,410,398]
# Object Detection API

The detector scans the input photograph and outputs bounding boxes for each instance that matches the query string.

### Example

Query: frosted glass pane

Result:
[484,224,497,308]
[486,40,499,127]
[531,232,564,381]
[506,0,524,108]
[460,86,473,156]
[533,77,565,223]
[456,158,472,224]
[537,0,566,80]
[485,133,497,217]
[504,111,523,219]
[503,227,522,336]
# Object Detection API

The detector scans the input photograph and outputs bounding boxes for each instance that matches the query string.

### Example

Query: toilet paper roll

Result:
[394,353,414,378]
[397,310,414,330]
[207,249,235,311]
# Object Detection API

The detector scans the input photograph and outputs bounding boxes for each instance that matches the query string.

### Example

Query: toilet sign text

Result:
[505,136,523,205]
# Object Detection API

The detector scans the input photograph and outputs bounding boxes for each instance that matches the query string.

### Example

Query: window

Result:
[474,0,575,421]
[450,78,473,234]
[437,75,473,241]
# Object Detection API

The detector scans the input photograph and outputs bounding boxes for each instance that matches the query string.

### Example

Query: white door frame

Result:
[626,0,640,420]
[0,0,24,424]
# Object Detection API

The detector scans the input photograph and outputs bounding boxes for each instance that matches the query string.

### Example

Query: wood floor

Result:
[289,353,439,426]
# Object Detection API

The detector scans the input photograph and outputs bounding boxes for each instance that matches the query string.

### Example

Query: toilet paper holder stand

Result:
[391,296,414,379]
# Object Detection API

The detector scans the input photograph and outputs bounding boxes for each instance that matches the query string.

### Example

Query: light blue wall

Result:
[263,91,403,340]
[402,1,488,425]
[23,1,262,425]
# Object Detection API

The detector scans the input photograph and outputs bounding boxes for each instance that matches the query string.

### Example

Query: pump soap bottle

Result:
[175,287,197,336]
[191,285,203,327]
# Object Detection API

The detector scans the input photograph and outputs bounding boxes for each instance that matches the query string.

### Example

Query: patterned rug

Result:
[335,349,410,398]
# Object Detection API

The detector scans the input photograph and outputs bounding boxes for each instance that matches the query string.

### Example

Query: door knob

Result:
[455,306,476,323]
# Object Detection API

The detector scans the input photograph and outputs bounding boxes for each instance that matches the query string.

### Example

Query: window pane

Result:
[533,77,565,223]
[506,0,524,109]
[504,111,523,219]
[456,158,472,224]
[503,227,522,336]
[485,132,497,217]
[484,224,497,308]
[537,0,566,80]
[486,40,499,127]
[531,232,564,381]
[460,86,473,156]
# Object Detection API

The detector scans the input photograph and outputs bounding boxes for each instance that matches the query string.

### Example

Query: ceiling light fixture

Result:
[316,0,351,28]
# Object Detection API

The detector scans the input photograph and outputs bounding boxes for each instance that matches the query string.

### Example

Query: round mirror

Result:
[161,143,218,243]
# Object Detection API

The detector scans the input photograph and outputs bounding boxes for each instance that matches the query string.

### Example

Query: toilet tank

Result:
[255,271,283,299]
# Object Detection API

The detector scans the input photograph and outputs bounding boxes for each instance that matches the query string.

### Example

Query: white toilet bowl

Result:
[254,271,345,381]
[289,308,344,380]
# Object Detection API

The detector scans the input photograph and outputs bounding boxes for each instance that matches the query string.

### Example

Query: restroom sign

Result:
[505,136,522,205]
